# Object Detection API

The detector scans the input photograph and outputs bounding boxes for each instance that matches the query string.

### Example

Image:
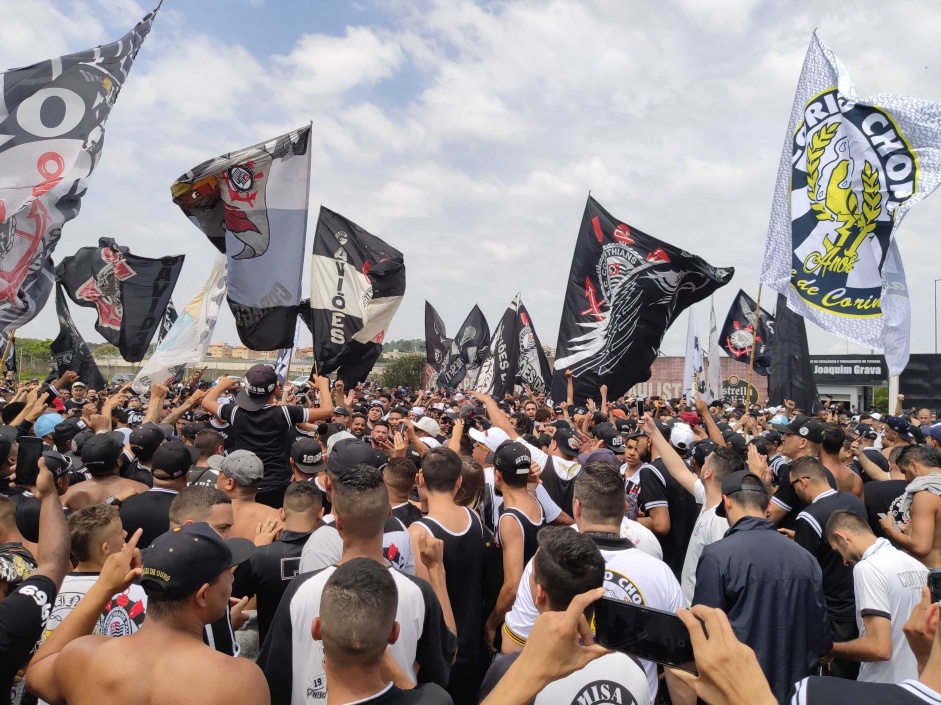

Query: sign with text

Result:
[722,376,759,405]
[809,356,887,386]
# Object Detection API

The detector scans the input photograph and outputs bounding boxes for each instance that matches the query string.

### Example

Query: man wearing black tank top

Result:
[409,447,495,705]
[484,440,546,653]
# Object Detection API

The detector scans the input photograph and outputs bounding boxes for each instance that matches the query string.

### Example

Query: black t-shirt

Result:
[119,454,154,488]
[639,459,700,578]
[218,403,309,491]
[7,493,68,544]
[119,489,178,547]
[208,420,236,453]
[393,502,424,528]
[64,399,87,412]
[793,490,867,623]
[772,465,838,529]
[864,479,908,538]
[790,674,940,705]
[231,529,311,643]
[347,683,452,705]
[0,575,56,705]
[850,447,890,483]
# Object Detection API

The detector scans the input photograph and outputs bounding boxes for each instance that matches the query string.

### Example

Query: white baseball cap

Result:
[468,427,510,452]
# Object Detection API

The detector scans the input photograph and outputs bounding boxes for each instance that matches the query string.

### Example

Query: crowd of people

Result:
[2,361,941,705]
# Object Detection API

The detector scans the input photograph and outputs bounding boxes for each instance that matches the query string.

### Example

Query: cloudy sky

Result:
[3,0,941,359]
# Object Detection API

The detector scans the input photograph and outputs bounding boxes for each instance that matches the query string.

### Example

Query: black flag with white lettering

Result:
[49,285,106,389]
[769,293,821,413]
[720,289,775,376]
[425,301,451,369]
[551,196,733,404]
[437,305,490,389]
[56,238,184,362]
[475,295,552,397]
[308,207,405,386]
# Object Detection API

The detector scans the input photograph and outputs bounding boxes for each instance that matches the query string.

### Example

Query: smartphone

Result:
[16,436,44,487]
[929,571,941,603]
[594,597,697,673]
[637,400,645,419]
[877,512,888,520]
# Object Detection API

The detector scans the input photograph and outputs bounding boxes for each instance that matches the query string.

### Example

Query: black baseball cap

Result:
[691,439,718,468]
[553,427,581,457]
[151,441,199,481]
[140,523,254,600]
[180,422,205,442]
[715,470,768,518]
[853,423,878,440]
[43,450,73,479]
[722,429,749,456]
[235,364,278,411]
[317,422,348,441]
[780,415,825,443]
[596,425,625,454]
[492,441,531,475]
[333,406,351,417]
[52,416,88,442]
[82,433,125,474]
[327,440,388,477]
[761,429,782,445]
[886,416,915,442]
[129,424,166,455]
[291,438,325,472]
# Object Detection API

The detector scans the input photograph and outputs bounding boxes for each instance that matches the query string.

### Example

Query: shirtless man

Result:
[880,445,941,568]
[27,523,266,705]
[819,424,863,498]
[215,450,283,541]
[63,434,148,511]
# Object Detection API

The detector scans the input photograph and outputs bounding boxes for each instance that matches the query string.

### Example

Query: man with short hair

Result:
[769,416,838,526]
[215,450,283,542]
[62,434,149,511]
[288,437,326,484]
[789,456,868,679]
[311,558,452,705]
[27,523,266,705]
[825,509,929,683]
[202,367,333,509]
[232,482,322,642]
[481,527,649,705]
[63,382,87,412]
[300,440,414,574]
[694,470,832,703]
[881,444,941,568]
[350,413,368,439]
[259,463,456,704]
[187,429,225,487]
[121,441,198,547]
[385,457,422,527]
[820,424,864,497]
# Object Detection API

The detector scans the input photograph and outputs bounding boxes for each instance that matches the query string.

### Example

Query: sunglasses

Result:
[790,476,810,486]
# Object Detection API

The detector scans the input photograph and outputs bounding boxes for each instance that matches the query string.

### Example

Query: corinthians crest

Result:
[790,88,917,318]
[75,247,136,330]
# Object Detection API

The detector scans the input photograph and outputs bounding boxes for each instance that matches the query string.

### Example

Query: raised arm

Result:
[144,382,168,423]
[643,413,698,496]
[305,375,334,421]
[473,391,515,439]
[694,394,725,446]
[29,459,72,589]
[201,375,237,417]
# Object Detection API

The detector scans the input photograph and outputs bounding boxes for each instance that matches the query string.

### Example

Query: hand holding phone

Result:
[15,436,44,487]
[594,597,697,673]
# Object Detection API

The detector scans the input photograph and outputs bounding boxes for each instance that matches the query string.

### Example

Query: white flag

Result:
[682,310,705,406]
[760,32,938,375]
[275,324,301,384]
[706,298,722,403]
[133,254,227,392]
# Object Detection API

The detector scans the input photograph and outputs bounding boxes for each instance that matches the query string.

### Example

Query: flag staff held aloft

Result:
[746,284,763,402]
[0,333,14,374]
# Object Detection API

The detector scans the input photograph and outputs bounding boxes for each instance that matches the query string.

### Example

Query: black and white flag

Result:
[172,126,311,350]
[424,301,451,369]
[769,293,821,414]
[0,333,16,376]
[475,295,552,397]
[307,207,405,387]
[551,196,733,403]
[437,305,490,389]
[720,289,775,376]
[157,300,178,345]
[49,285,106,389]
[56,238,183,362]
[0,6,158,334]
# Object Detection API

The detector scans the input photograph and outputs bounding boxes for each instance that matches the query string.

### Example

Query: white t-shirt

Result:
[854,537,928,684]
[534,652,649,705]
[681,479,729,607]
[504,537,682,705]
[620,517,663,560]
[47,573,149,637]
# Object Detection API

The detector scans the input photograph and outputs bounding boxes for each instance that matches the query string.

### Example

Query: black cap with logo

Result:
[492,441,532,475]
[235,364,279,412]
[291,438,325,472]
[715,470,768,518]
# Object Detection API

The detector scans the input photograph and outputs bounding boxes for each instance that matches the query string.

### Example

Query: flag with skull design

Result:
[437,305,490,389]
[56,238,184,362]
[475,294,552,398]
[0,5,159,334]
[760,32,940,376]
[719,289,775,376]
[551,196,733,404]
[172,125,311,350]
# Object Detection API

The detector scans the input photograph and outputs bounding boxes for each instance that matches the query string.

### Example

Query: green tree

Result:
[873,387,889,415]
[380,354,425,389]
[96,344,120,357]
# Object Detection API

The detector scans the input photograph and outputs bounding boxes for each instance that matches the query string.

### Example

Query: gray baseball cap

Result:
[220,450,263,486]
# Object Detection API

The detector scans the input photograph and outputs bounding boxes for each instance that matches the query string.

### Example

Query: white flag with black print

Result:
[0,5,159,333]
[133,254,227,393]
[682,309,705,406]
[706,299,722,403]
[307,206,405,387]
[760,32,939,375]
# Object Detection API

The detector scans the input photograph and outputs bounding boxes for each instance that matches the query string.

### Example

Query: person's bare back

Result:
[230,499,282,541]
[63,476,149,511]
[51,615,268,705]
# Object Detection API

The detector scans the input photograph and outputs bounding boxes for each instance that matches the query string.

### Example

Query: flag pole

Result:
[281,348,295,402]
[746,285,763,404]
[1,332,14,379]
